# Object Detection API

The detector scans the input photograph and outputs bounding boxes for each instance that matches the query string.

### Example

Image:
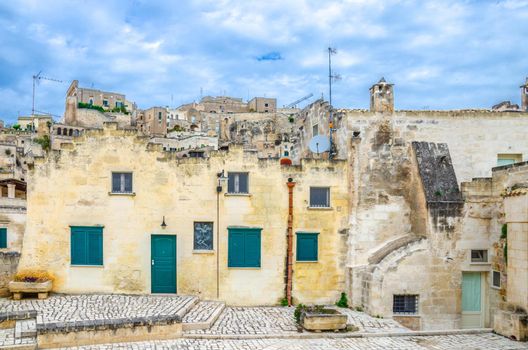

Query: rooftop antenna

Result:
[328,47,340,159]
[32,71,62,116]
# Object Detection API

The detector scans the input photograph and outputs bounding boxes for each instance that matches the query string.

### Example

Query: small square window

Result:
[71,226,103,266]
[194,222,213,250]
[112,172,133,193]
[103,100,109,107]
[296,232,318,261]
[471,250,488,263]
[228,172,249,194]
[492,270,501,288]
[393,295,418,314]
[312,124,318,136]
[264,103,269,107]
[310,187,330,208]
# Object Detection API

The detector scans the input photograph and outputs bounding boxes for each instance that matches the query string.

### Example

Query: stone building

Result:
[18,123,349,305]
[137,107,167,137]
[12,76,528,336]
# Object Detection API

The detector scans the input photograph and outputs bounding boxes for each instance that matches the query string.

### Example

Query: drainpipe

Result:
[286,178,296,306]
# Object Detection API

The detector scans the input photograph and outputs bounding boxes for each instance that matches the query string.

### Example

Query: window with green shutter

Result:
[296,232,318,261]
[228,228,261,267]
[71,226,103,266]
[0,228,6,248]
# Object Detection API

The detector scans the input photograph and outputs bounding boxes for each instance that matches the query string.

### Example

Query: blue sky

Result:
[0,0,527,123]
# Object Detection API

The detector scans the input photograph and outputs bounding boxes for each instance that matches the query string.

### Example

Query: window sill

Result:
[491,285,501,290]
[227,267,261,269]
[307,206,333,210]
[225,193,252,197]
[393,314,420,317]
[193,250,215,254]
[108,192,136,196]
[296,260,319,263]
[70,265,104,268]
[469,262,490,265]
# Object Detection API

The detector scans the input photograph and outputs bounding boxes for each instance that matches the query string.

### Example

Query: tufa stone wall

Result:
[0,251,20,296]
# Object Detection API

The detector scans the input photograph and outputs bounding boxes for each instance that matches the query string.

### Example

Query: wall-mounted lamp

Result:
[217,170,229,192]
[161,216,167,229]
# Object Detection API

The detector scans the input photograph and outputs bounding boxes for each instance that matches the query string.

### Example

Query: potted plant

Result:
[295,304,348,332]
[9,269,53,300]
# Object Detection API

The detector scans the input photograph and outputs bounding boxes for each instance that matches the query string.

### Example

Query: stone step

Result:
[182,301,225,331]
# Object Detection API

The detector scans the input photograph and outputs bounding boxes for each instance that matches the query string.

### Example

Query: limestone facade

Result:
[19,123,349,305]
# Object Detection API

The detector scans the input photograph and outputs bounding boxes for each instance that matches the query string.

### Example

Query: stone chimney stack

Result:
[369,77,394,113]
[521,77,528,112]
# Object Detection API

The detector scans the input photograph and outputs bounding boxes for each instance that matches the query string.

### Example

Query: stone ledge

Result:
[36,314,182,334]
[183,328,493,340]
[0,310,38,322]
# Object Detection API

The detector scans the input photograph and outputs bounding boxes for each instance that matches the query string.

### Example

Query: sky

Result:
[0,0,527,123]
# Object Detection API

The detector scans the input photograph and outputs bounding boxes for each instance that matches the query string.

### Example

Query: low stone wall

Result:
[37,320,182,348]
[0,251,20,296]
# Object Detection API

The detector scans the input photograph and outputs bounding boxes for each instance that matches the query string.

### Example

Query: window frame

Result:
[228,227,261,268]
[70,226,103,266]
[227,172,249,194]
[111,172,133,194]
[309,187,330,208]
[492,270,501,289]
[296,232,319,262]
[0,228,7,248]
[193,222,214,251]
[393,294,419,315]
[470,249,488,263]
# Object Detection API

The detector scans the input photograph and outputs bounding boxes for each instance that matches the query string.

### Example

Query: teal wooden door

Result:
[151,235,176,293]
[461,272,482,328]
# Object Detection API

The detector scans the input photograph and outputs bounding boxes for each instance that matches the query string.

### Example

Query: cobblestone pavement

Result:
[185,306,407,335]
[0,327,36,347]
[330,307,409,333]
[182,301,224,324]
[185,307,298,335]
[0,294,197,325]
[53,333,528,349]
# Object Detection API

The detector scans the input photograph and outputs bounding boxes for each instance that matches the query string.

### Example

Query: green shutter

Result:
[228,228,261,268]
[0,228,7,248]
[244,231,261,267]
[71,226,103,266]
[228,231,245,267]
[296,233,318,261]
[71,229,87,265]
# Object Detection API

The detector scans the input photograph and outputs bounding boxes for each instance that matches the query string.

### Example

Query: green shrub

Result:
[501,224,507,239]
[294,304,305,323]
[280,297,288,307]
[78,102,105,113]
[354,305,364,312]
[34,135,51,151]
[12,124,20,130]
[336,292,349,308]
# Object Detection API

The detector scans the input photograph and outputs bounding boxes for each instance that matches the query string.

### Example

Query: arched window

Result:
[57,127,61,135]
[73,129,79,137]
[68,129,73,136]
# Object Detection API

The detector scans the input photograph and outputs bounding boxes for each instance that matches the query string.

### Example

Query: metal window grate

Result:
[310,187,330,207]
[228,172,249,194]
[492,270,501,288]
[112,172,133,193]
[393,295,418,314]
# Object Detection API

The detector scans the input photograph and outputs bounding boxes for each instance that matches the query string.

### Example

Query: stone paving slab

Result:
[182,301,225,331]
[185,306,408,336]
[0,294,197,334]
[0,327,36,349]
[50,333,528,349]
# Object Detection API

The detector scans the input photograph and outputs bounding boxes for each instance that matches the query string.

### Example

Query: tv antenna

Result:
[328,47,340,159]
[32,71,62,115]
[284,93,314,108]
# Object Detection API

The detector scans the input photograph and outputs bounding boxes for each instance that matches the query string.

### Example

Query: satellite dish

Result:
[309,135,330,154]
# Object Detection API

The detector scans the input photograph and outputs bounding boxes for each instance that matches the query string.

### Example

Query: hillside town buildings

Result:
[1,77,527,342]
